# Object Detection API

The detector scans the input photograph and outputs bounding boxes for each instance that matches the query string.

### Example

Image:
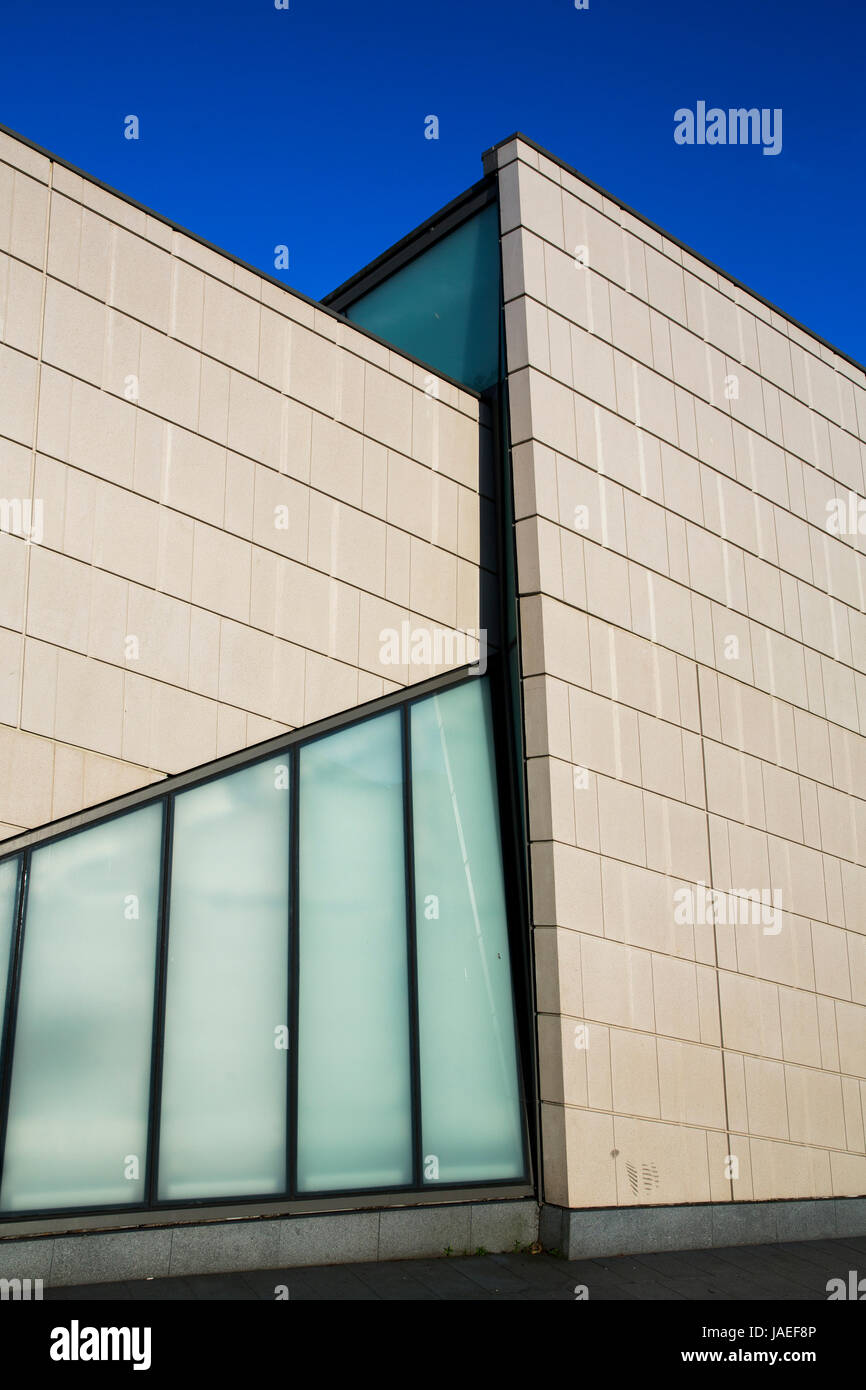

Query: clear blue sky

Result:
[3,0,864,362]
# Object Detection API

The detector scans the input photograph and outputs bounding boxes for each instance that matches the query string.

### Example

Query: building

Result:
[0,124,864,1288]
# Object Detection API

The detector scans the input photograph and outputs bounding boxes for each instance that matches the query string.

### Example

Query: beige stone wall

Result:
[0,127,492,839]
[489,136,866,1208]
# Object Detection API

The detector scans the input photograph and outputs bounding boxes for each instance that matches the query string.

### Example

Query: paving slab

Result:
[41,1235,864,1301]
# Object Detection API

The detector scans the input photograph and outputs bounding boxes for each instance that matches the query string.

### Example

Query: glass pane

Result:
[411,680,525,1183]
[0,856,19,1035]
[0,807,163,1212]
[345,204,501,391]
[297,712,412,1192]
[158,759,290,1200]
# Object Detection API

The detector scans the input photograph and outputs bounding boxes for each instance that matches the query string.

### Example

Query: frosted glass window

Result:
[411,681,525,1183]
[0,857,19,1038]
[158,760,290,1200]
[0,808,163,1212]
[297,713,412,1192]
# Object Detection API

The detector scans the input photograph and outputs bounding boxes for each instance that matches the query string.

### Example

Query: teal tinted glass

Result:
[0,807,162,1212]
[0,856,18,1032]
[296,712,413,1192]
[411,680,525,1183]
[157,759,290,1201]
[345,203,500,391]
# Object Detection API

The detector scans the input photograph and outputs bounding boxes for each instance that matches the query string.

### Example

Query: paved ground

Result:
[43,1233,866,1300]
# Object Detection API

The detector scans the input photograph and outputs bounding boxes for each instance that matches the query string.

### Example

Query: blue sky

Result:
[3,0,864,361]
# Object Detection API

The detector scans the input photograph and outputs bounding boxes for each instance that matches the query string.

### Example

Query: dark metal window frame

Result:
[0,662,534,1229]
